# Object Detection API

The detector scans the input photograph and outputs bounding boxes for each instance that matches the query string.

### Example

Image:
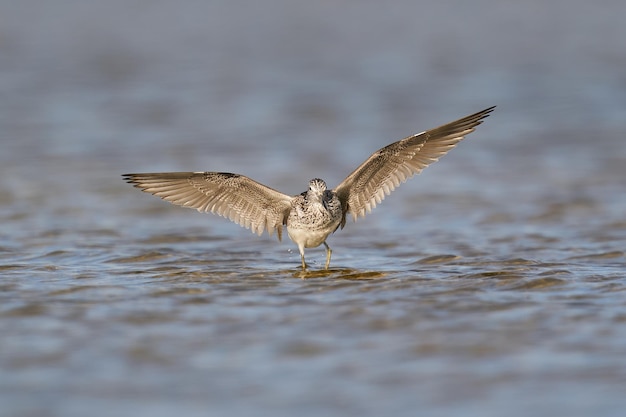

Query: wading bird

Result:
[124,106,495,269]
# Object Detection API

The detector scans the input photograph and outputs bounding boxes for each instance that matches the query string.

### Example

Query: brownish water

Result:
[1,1,626,416]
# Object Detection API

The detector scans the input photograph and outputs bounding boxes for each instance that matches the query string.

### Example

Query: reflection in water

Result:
[291,268,388,280]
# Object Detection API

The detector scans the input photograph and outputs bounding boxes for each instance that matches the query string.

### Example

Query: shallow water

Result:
[2,1,626,416]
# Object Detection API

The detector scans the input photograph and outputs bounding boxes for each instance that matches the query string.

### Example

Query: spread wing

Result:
[123,172,293,240]
[333,106,495,225]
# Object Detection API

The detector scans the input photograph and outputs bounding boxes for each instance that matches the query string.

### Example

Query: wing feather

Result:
[333,106,495,225]
[123,172,293,240]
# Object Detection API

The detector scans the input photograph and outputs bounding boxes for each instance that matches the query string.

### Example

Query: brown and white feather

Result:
[123,172,293,240]
[333,106,495,225]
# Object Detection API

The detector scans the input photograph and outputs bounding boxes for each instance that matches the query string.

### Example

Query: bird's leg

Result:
[298,246,307,270]
[323,242,332,269]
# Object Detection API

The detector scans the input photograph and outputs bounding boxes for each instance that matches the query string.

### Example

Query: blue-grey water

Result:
[1,1,626,416]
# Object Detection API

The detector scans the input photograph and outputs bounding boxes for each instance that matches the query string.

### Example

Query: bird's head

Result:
[308,178,327,196]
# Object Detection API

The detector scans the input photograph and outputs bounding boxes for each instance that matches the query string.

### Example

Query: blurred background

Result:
[2,0,624,191]
[1,1,625,416]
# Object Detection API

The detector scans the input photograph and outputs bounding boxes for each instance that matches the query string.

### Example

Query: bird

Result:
[123,106,495,269]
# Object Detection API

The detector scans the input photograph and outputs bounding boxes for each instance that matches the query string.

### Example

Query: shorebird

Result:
[123,106,495,269]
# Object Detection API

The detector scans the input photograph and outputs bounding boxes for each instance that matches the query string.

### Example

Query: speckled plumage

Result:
[123,106,495,269]
[287,179,342,268]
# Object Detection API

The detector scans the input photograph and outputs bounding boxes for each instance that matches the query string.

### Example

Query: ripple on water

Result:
[567,251,625,261]
[415,254,462,264]
[508,277,568,291]
[105,251,174,264]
